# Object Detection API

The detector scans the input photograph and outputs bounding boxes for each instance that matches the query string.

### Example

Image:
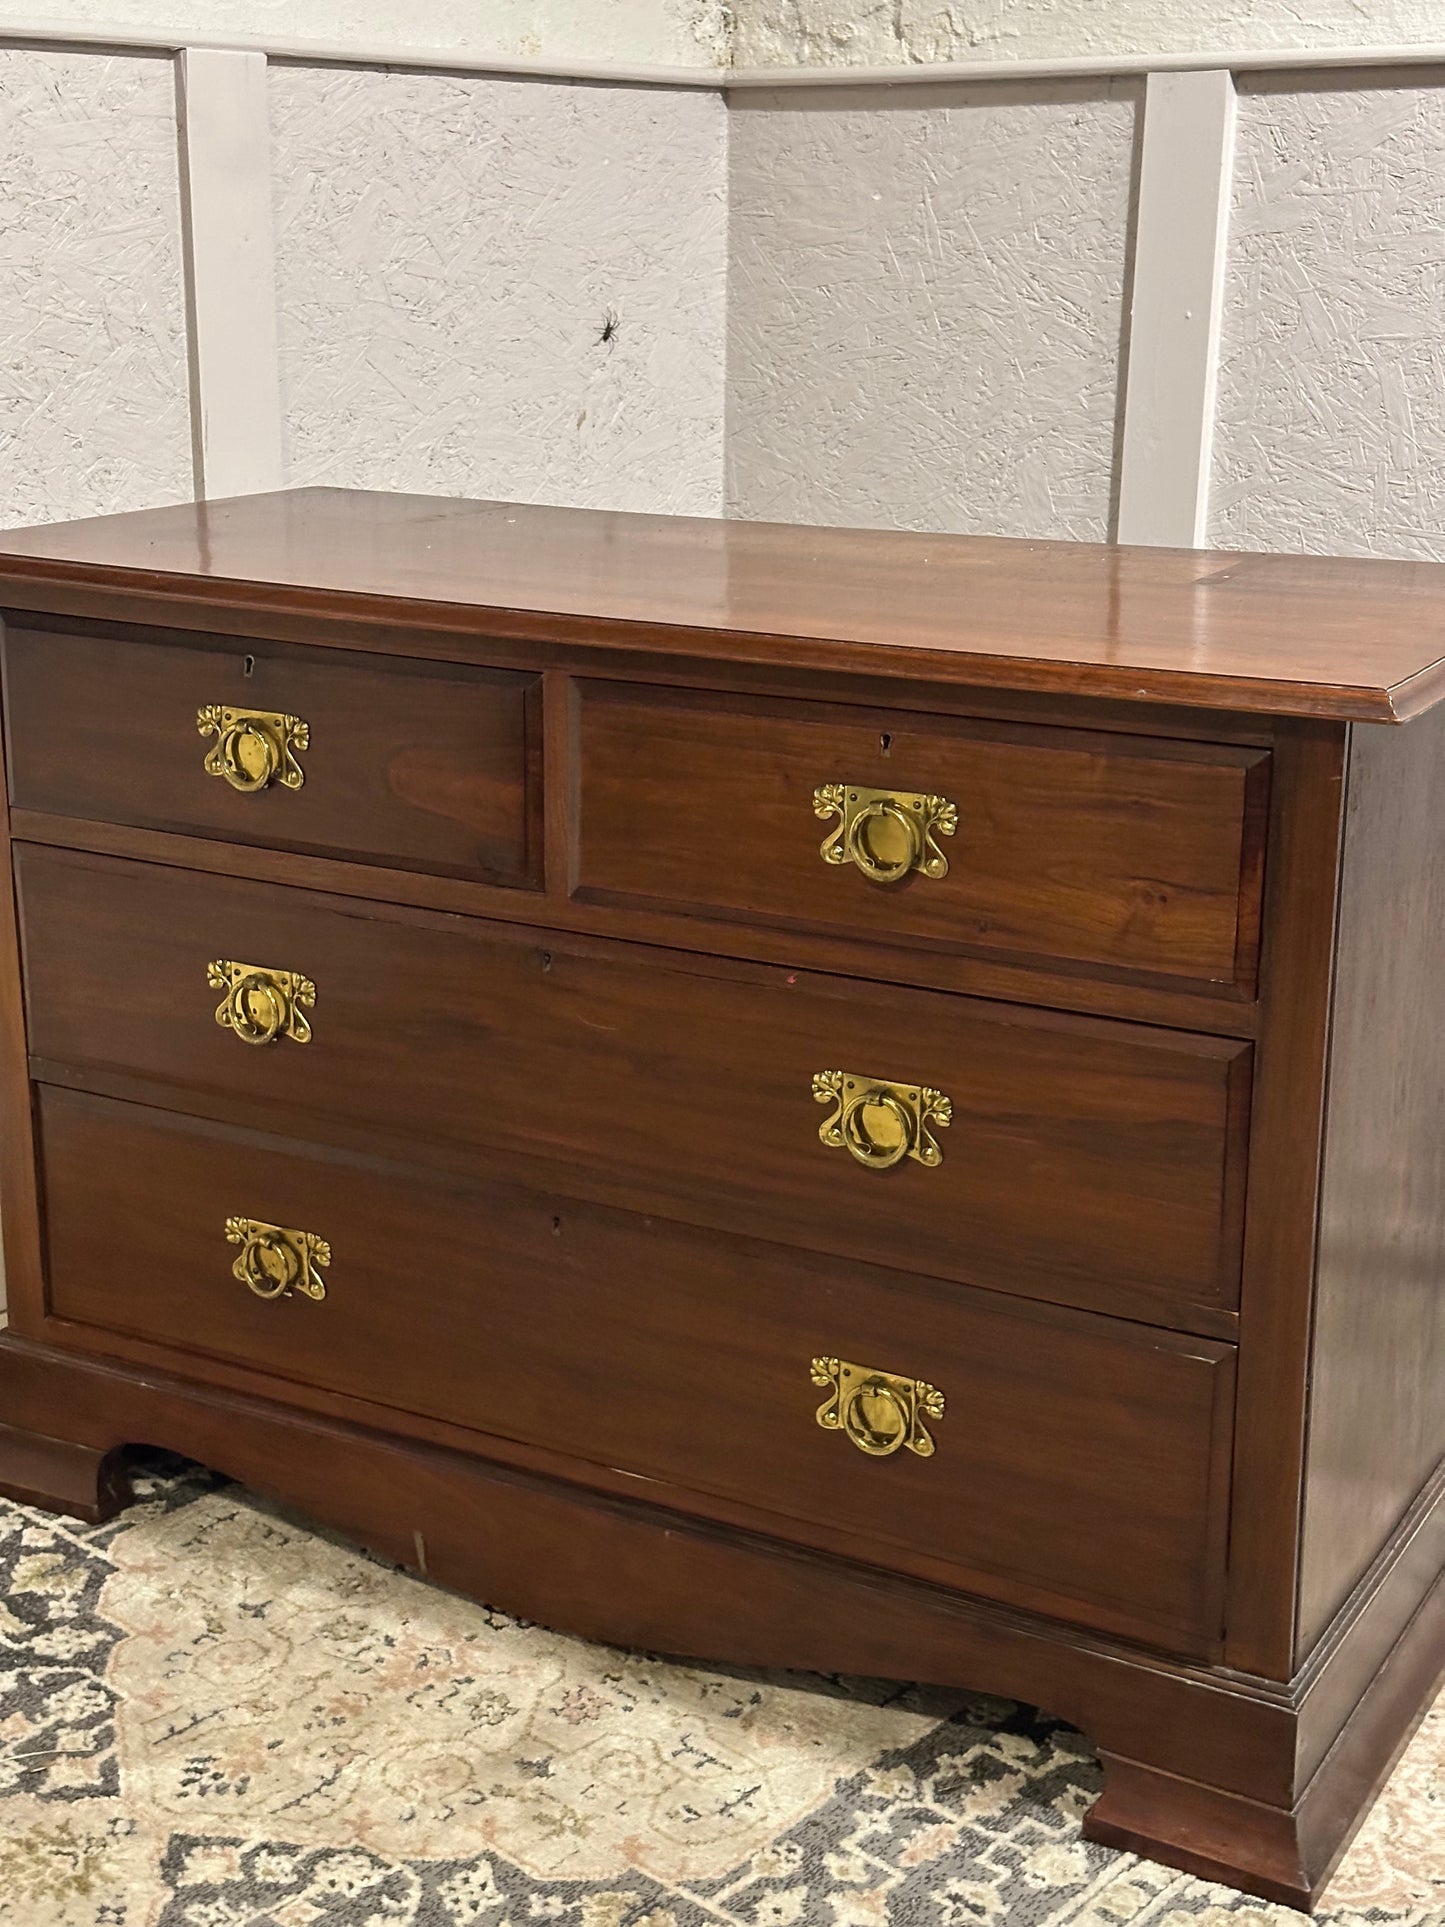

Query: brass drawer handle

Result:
[812,1070,951,1171]
[198,705,309,793]
[814,783,956,883]
[209,959,315,1047]
[812,1356,945,1458]
[225,1217,330,1302]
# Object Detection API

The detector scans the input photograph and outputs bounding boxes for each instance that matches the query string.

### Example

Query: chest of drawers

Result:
[0,490,1439,1909]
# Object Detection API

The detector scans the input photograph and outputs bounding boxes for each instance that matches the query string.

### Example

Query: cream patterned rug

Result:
[0,1457,1439,1927]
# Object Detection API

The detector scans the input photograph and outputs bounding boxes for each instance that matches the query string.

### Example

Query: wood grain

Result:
[2,622,541,885]
[9,805,1265,1037]
[18,845,1252,1334]
[1224,721,1349,1680]
[1299,700,1445,1655]
[0,1415,128,1523]
[0,488,1441,1909]
[0,1330,1439,1912]
[3,488,1445,719]
[577,681,1268,993]
[36,1084,1238,1656]
[0,658,45,1336]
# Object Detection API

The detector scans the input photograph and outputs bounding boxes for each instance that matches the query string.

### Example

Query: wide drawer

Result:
[2,623,539,884]
[576,683,1269,993]
[37,1086,1237,1657]
[19,847,1251,1332]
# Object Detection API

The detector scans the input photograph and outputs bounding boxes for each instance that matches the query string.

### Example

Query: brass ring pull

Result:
[225,1217,330,1302]
[198,706,309,793]
[236,1226,300,1299]
[841,1087,915,1170]
[229,972,287,1046]
[843,798,922,884]
[813,1070,951,1172]
[814,783,957,883]
[811,1357,945,1459]
[209,960,315,1047]
[219,718,280,792]
[844,1376,910,1455]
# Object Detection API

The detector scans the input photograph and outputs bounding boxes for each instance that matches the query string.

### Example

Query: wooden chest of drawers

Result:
[0,491,1439,1909]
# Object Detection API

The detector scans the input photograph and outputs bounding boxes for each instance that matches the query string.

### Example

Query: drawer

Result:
[20,847,1251,1332]
[576,684,1269,993]
[37,1087,1237,1657]
[2,623,540,884]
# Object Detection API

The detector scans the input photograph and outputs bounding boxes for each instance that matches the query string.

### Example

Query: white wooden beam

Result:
[1116,69,1237,547]
[176,47,284,499]
[8,20,1445,86]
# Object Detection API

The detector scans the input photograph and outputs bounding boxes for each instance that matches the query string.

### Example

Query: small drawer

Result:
[2,623,540,884]
[576,683,1268,994]
[38,1087,1236,1658]
[19,847,1252,1334]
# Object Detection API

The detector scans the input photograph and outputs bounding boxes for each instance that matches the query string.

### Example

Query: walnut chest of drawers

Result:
[0,490,1439,1908]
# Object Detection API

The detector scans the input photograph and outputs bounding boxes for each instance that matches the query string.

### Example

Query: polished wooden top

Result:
[2,487,1443,722]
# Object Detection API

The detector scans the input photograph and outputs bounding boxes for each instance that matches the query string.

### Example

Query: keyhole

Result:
[879,732,892,754]
[242,655,256,678]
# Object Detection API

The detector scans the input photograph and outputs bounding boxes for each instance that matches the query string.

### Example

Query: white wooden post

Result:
[176,47,284,499]
[1116,69,1237,546]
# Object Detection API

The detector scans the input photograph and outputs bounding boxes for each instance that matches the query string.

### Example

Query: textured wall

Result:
[726,83,1138,539]
[1212,78,1445,560]
[0,2,726,68]
[732,2,1445,69]
[10,1,1445,71]
[271,67,728,515]
[0,49,192,528]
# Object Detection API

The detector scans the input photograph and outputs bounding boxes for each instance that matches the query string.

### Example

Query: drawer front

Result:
[2,624,539,883]
[38,1087,1236,1657]
[576,684,1268,992]
[20,848,1250,1331]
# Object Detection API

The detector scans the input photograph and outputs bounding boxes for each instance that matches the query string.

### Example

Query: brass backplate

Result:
[198,705,309,793]
[225,1217,331,1302]
[209,959,316,1046]
[814,783,957,883]
[812,1070,951,1171]
[811,1356,945,1458]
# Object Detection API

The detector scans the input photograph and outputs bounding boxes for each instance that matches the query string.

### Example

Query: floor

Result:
[0,1456,1439,1927]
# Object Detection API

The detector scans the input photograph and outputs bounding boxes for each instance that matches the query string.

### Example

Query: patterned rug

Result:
[0,1456,1438,1927]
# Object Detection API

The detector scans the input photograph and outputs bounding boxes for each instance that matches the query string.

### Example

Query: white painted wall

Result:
[0,1,727,69]
[271,66,727,516]
[731,2,1445,70]
[0,48,192,526]
[10,4,1445,73]
[7,26,1445,565]
[0,46,727,529]
[1212,76,1445,560]
[726,82,1137,538]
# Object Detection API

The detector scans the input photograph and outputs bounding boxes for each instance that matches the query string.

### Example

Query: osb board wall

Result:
[270,66,728,516]
[5,44,1445,564]
[0,49,728,529]
[2,0,729,69]
[1211,75,1445,559]
[0,49,192,527]
[726,70,1445,558]
[725,81,1139,538]
[731,1,1445,68]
